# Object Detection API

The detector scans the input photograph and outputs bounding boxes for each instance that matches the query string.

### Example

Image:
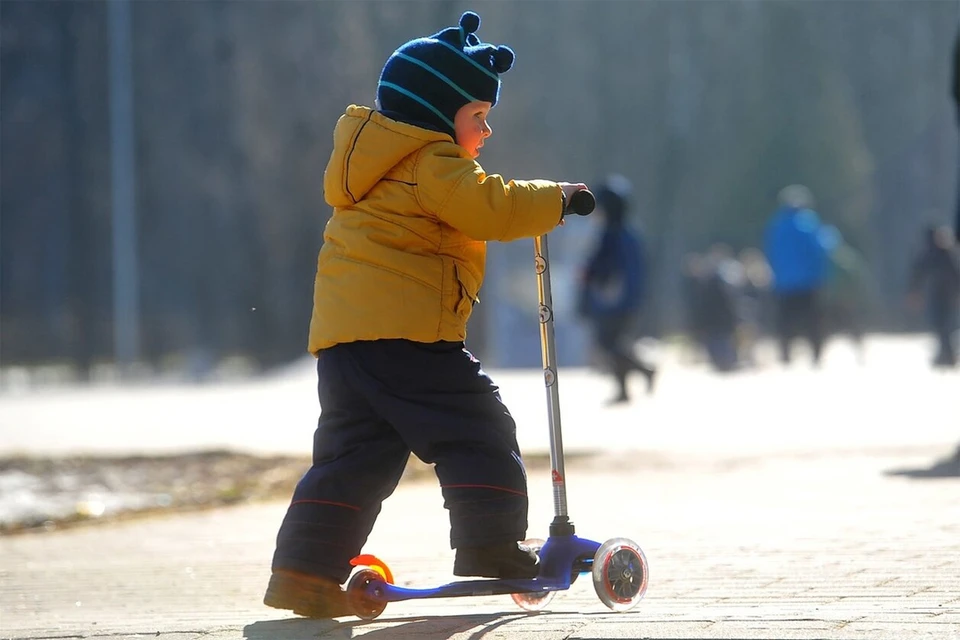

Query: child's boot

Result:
[453,541,540,579]
[263,569,352,618]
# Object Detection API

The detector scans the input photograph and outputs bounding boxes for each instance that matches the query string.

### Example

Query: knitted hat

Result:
[377,11,515,137]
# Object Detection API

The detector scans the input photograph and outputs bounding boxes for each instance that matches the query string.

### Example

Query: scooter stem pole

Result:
[534,234,568,520]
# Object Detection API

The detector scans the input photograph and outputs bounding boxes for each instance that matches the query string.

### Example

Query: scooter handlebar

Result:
[563,189,596,216]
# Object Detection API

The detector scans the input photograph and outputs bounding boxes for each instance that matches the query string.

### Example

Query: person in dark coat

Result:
[908,225,960,368]
[953,26,960,241]
[578,175,657,403]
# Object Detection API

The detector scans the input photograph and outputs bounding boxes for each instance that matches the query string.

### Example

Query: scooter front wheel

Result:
[346,568,388,620]
[592,537,648,612]
[510,538,556,612]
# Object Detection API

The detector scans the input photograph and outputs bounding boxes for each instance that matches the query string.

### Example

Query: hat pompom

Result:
[491,45,514,73]
[459,11,480,35]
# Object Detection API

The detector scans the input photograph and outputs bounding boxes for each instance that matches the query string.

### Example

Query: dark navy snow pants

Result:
[271,339,529,583]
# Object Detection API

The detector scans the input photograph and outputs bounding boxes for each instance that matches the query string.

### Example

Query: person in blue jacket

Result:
[763,185,834,365]
[578,175,657,403]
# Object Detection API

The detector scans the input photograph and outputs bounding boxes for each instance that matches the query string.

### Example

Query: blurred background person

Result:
[698,244,745,373]
[681,246,753,373]
[577,175,657,404]
[680,252,708,365]
[907,225,960,368]
[763,185,833,367]
[954,24,960,243]
[821,226,872,364]
[737,247,773,368]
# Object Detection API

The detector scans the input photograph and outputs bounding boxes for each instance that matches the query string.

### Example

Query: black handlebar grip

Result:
[565,189,596,216]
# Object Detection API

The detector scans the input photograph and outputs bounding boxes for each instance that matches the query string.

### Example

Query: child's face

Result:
[454,100,493,159]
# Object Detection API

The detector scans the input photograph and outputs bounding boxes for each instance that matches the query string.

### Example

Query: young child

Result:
[264,11,587,618]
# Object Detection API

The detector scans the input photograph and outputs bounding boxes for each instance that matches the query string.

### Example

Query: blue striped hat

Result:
[377,11,515,137]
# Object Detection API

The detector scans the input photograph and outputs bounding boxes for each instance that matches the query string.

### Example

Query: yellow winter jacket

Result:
[308,105,564,353]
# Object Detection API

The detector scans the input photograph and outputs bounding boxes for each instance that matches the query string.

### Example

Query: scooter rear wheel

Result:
[592,537,648,612]
[346,568,388,620]
[510,538,556,612]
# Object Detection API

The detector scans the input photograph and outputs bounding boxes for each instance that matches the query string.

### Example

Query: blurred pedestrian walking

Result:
[763,185,833,366]
[577,175,657,403]
[907,225,960,368]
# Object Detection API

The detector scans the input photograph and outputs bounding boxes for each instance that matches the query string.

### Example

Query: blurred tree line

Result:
[1,0,957,375]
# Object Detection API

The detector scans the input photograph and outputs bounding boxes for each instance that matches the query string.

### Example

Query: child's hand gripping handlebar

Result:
[563,189,596,216]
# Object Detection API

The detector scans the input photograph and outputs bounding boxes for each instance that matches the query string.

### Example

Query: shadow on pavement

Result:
[244,618,340,639]
[885,448,960,479]
[243,617,855,640]
[244,612,529,639]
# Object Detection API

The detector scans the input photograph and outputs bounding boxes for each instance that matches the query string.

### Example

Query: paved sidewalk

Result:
[2,336,959,639]
[3,448,959,638]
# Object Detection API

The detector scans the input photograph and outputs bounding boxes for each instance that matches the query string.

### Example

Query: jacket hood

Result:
[323,105,452,207]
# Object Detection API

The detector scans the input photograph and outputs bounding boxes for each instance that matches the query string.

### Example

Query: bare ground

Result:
[0,450,565,535]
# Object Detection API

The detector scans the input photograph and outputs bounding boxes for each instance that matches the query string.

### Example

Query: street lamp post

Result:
[107,0,140,372]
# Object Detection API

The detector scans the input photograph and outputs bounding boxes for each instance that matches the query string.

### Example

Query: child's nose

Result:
[482,121,492,137]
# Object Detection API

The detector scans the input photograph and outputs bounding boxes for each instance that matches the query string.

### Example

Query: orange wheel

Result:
[346,568,387,620]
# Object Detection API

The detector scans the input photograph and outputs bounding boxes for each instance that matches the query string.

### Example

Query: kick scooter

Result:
[345,189,649,619]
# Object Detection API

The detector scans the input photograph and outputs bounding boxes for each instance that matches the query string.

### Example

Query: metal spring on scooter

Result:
[553,485,568,516]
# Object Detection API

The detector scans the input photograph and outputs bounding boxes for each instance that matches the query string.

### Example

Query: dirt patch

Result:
[0,451,428,535]
[0,450,577,536]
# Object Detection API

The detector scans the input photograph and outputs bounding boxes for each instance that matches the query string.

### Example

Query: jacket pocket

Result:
[454,263,481,321]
